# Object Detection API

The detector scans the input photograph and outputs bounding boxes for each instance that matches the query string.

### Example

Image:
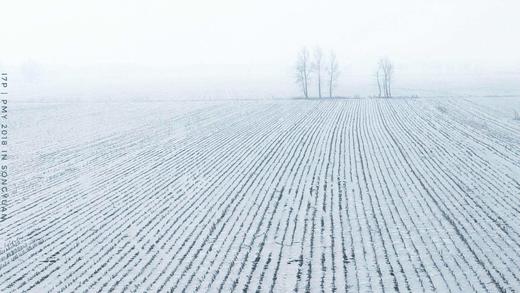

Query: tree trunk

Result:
[387,79,391,98]
[329,75,333,98]
[376,71,382,98]
[317,71,321,98]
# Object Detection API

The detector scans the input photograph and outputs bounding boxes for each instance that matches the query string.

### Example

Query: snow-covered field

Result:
[2,97,520,292]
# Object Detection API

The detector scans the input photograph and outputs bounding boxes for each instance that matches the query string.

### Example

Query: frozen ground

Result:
[1,97,520,292]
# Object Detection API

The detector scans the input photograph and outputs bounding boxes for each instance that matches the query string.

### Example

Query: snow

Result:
[1,97,520,292]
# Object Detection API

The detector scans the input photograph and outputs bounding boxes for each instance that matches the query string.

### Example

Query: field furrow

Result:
[2,98,519,292]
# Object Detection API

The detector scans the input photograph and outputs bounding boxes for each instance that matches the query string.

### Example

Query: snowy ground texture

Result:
[2,97,520,292]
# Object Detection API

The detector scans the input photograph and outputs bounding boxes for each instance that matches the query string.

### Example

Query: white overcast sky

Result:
[2,0,520,100]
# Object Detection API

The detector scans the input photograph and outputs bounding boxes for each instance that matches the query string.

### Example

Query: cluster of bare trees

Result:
[376,57,394,98]
[296,48,394,98]
[296,47,339,98]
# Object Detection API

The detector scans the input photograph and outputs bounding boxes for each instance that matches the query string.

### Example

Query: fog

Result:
[2,0,520,101]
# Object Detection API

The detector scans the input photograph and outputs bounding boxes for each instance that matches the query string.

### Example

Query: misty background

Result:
[2,0,520,101]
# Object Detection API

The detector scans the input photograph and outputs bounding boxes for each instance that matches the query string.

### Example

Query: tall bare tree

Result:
[327,51,340,98]
[296,47,311,98]
[378,58,394,98]
[313,47,323,98]
[376,67,382,98]
[384,59,393,97]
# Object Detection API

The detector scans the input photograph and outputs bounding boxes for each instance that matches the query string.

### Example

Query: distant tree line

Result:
[295,47,393,98]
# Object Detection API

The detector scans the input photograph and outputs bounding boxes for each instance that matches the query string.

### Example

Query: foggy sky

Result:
[2,0,520,100]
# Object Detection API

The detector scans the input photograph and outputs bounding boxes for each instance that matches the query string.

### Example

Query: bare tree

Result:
[313,47,323,98]
[376,67,382,98]
[327,51,340,98]
[378,58,394,98]
[385,60,393,97]
[296,47,311,98]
